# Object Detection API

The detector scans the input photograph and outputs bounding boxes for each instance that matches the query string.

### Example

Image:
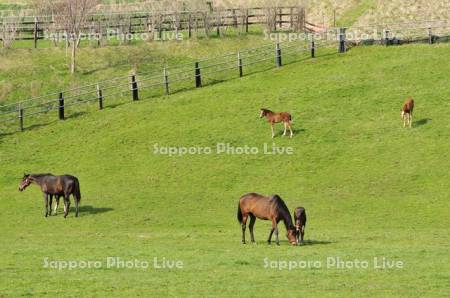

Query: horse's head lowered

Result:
[287,227,298,246]
[19,174,32,192]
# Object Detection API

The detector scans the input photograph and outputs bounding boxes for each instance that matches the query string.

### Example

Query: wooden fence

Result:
[0,36,337,134]
[1,21,450,134]
[0,6,307,47]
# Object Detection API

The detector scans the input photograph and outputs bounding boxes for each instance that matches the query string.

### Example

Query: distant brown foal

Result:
[260,108,293,138]
[401,97,414,128]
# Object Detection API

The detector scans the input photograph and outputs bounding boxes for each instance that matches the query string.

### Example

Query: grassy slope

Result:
[0,31,268,105]
[0,44,450,296]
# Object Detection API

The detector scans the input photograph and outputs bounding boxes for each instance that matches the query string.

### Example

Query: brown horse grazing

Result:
[19,173,81,218]
[260,108,293,138]
[293,207,307,244]
[237,193,297,245]
[401,97,414,128]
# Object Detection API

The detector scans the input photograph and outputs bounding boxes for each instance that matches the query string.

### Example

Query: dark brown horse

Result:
[293,207,307,244]
[401,97,414,128]
[19,173,81,218]
[237,193,297,245]
[260,108,293,138]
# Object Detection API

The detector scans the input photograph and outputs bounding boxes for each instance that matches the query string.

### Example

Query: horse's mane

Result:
[261,108,273,114]
[270,195,295,229]
[270,195,288,211]
[29,173,54,178]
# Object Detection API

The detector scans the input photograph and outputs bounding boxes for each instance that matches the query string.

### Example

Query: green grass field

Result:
[1,43,450,296]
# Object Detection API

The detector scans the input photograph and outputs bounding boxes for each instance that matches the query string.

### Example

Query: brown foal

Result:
[260,108,293,138]
[401,97,414,128]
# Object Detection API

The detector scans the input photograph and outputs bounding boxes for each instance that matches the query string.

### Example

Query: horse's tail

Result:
[237,202,243,224]
[73,178,81,202]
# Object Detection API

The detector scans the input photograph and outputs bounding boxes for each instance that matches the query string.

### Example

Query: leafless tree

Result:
[34,0,99,73]
[0,14,22,49]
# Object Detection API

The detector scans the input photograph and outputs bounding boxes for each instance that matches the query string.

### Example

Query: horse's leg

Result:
[271,123,275,138]
[267,219,277,244]
[301,226,305,243]
[54,196,60,215]
[48,195,53,216]
[63,195,70,218]
[275,224,280,246]
[409,113,413,128]
[249,214,256,243]
[241,214,248,244]
[74,193,79,217]
[282,122,287,136]
[43,193,49,217]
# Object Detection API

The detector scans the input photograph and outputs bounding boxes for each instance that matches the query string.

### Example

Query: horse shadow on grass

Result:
[299,239,333,246]
[69,205,114,216]
[252,239,332,246]
[292,128,306,134]
[414,118,431,127]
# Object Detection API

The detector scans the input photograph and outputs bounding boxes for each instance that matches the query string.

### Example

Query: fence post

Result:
[195,62,202,88]
[311,35,315,58]
[34,17,39,49]
[384,29,390,46]
[428,27,434,44]
[339,27,346,53]
[275,42,282,67]
[18,105,24,132]
[237,51,243,77]
[163,67,169,95]
[131,74,139,101]
[188,14,192,38]
[290,7,294,29]
[245,9,249,33]
[58,92,64,120]
[96,84,103,110]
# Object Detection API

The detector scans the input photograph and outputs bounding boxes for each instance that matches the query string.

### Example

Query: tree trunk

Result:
[71,39,77,74]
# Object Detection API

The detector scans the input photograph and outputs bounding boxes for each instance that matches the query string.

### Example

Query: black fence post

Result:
[428,27,434,44]
[195,62,202,88]
[58,92,64,120]
[163,67,169,95]
[384,29,390,46]
[131,74,139,101]
[34,17,39,49]
[311,35,315,58]
[339,27,346,53]
[237,51,243,77]
[19,105,24,132]
[96,84,103,110]
[275,42,282,67]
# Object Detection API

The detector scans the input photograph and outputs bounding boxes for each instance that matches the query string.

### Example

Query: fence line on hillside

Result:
[0,36,338,134]
[1,21,450,134]
[0,6,307,47]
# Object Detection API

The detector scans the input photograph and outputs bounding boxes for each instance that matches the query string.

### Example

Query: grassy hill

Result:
[0,44,450,296]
